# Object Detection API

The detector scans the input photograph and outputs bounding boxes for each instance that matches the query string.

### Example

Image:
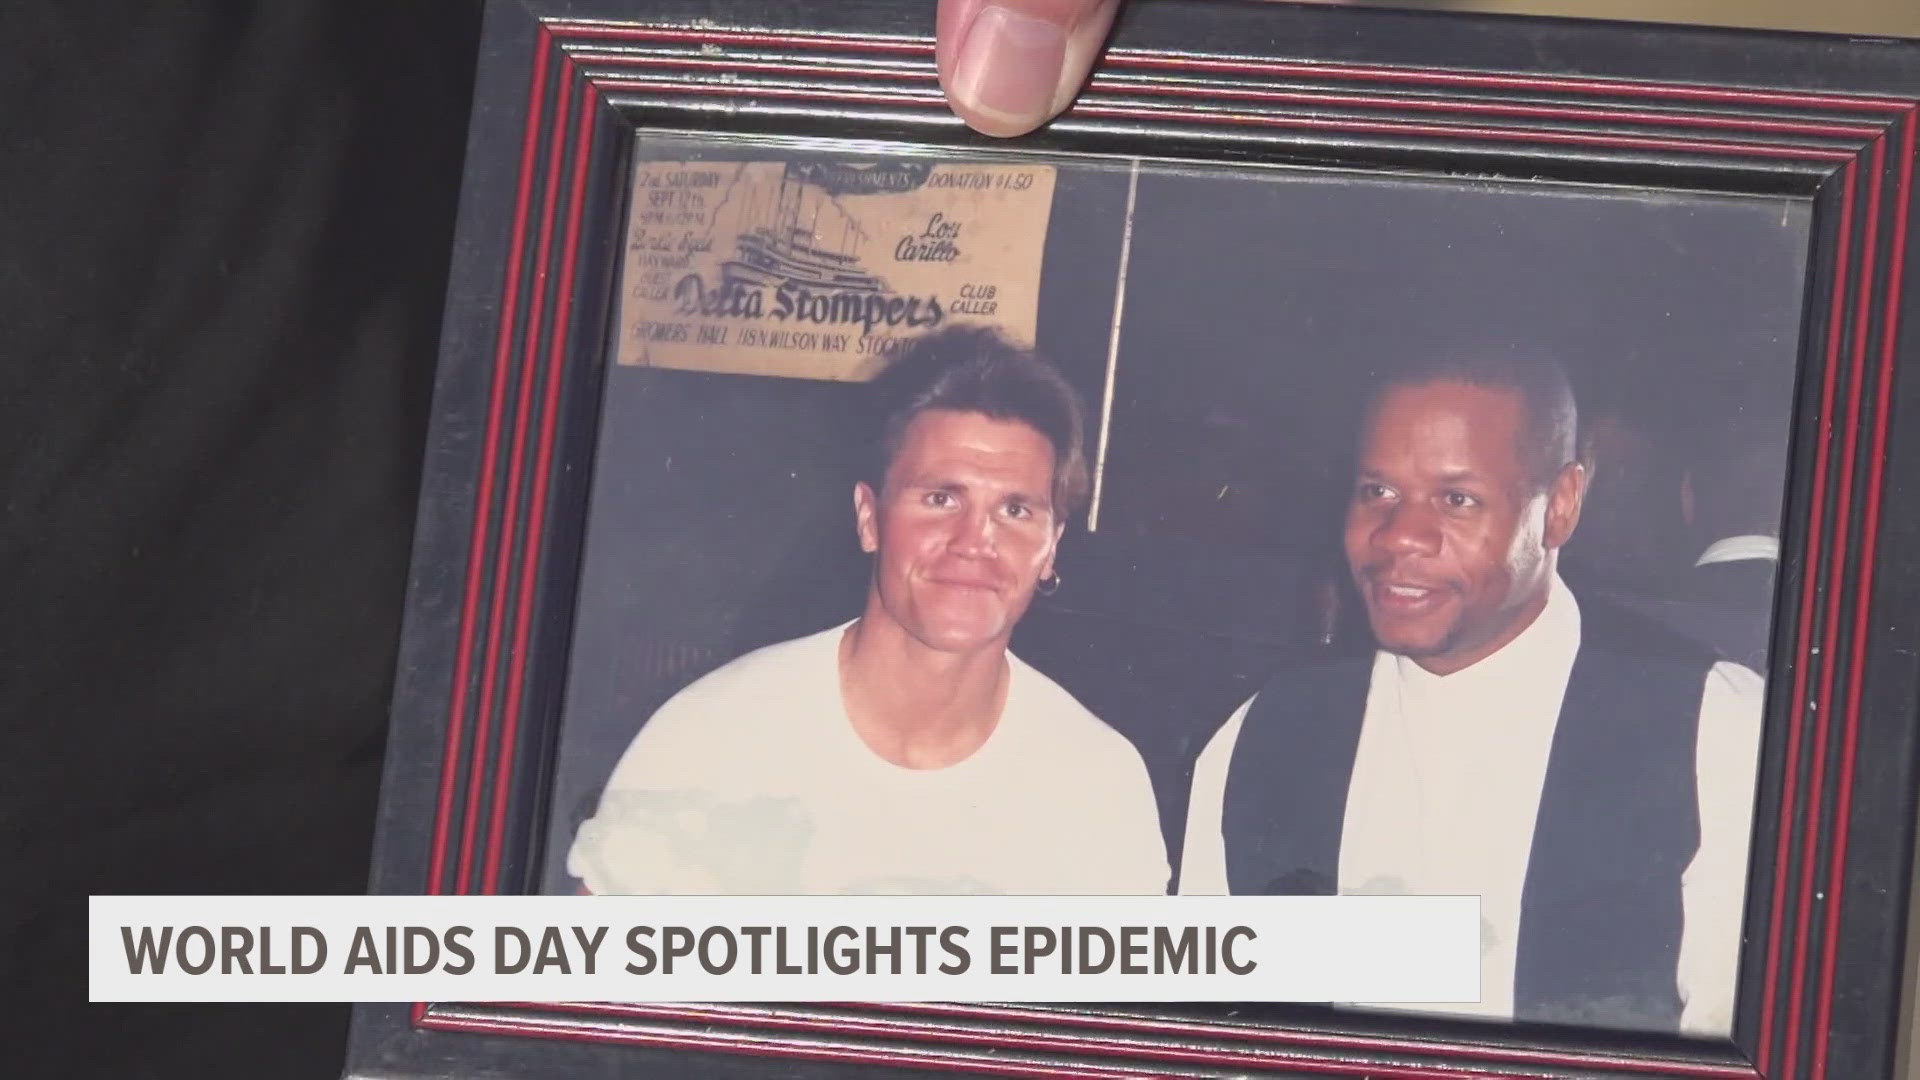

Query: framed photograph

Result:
[350,0,1920,1076]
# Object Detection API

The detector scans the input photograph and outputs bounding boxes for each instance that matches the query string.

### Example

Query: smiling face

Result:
[854,409,1064,656]
[1344,379,1584,675]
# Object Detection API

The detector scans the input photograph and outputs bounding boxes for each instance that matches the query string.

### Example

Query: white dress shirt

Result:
[1696,534,1780,567]
[1179,575,1764,1036]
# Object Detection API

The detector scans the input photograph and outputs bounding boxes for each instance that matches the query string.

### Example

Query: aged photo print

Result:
[543,135,1808,1037]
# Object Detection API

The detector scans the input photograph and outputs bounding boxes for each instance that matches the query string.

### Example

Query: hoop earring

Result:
[1037,571,1062,597]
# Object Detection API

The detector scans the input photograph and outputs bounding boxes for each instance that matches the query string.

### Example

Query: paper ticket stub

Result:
[613,160,1058,381]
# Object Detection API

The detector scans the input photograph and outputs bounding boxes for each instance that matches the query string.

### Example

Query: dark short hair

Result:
[868,325,1091,520]
[1365,351,1579,491]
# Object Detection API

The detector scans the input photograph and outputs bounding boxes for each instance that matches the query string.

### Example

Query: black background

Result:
[5,4,483,1077]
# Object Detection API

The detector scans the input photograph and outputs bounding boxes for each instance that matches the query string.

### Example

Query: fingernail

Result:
[951,5,1068,131]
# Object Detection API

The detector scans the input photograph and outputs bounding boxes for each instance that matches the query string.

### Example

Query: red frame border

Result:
[414,19,1920,1080]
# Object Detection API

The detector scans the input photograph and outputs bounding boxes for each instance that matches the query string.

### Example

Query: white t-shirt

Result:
[1179,577,1764,1036]
[569,622,1170,896]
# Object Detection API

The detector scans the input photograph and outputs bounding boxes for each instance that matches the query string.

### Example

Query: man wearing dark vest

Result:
[1179,354,1764,1036]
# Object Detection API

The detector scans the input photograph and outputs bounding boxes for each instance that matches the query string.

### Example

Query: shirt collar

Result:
[1392,572,1581,693]
[1696,535,1779,567]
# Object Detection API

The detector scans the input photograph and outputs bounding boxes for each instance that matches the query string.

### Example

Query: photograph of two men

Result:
[543,139,1807,1039]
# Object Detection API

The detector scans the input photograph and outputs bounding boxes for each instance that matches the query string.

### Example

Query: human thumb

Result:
[936,0,1124,138]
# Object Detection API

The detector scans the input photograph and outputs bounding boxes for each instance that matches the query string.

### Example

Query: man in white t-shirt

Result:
[569,326,1168,896]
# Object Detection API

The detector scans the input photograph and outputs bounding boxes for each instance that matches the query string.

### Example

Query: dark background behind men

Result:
[1611,412,1788,672]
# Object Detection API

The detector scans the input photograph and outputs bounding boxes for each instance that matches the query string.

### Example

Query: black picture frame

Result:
[347,1,1920,1076]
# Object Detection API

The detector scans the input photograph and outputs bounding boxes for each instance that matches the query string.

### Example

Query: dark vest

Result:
[1221,602,1716,1032]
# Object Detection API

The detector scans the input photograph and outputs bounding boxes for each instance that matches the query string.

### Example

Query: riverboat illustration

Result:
[720,166,890,293]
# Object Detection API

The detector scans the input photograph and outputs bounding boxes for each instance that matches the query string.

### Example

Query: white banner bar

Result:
[90,894,1479,1004]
